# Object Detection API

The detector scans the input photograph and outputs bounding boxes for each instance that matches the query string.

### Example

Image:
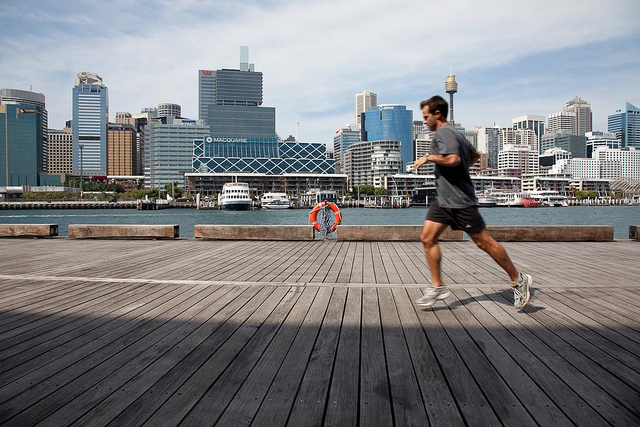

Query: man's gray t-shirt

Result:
[431,124,477,208]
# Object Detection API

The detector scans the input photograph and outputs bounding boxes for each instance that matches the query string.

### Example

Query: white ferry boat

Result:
[260,192,291,209]
[218,182,252,210]
[525,190,568,207]
[490,191,523,207]
[476,194,498,207]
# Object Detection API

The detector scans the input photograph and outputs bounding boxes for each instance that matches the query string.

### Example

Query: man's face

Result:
[422,105,439,132]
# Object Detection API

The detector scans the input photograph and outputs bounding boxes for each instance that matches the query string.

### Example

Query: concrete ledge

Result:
[630,225,640,240]
[68,224,179,239]
[336,225,463,241]
[0,224,58,238]
[487,225,614,242]
[195,225,315,241]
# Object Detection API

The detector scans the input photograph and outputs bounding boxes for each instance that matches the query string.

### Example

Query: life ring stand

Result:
[309,201,342,232]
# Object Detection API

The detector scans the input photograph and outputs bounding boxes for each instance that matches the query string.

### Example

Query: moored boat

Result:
[261,192,291,209]
[218,182,252,210]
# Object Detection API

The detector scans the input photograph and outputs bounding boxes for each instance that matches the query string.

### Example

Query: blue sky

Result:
[1,0,639,146]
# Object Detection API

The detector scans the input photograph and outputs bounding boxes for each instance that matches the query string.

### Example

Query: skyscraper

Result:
[563,96,592,135]
[608,102,640,149]
[198,70,214,124]
[72,72,109,175]
[0,104,43,186]
[512,115,545,154]
[361,104,413,168]
[547,111,576,134]
[333,126,361,173]
[1,88,48,172]
[355,91,377,128]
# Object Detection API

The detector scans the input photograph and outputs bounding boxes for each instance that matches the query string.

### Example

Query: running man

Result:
[414,95,532,309]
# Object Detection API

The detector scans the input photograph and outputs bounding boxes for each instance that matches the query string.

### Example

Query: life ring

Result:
[309,201,342,232]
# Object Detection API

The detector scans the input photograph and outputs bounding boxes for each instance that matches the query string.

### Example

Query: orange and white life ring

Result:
[309,201,342,232]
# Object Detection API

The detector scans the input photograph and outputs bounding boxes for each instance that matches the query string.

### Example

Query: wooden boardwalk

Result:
[0,238,639,426]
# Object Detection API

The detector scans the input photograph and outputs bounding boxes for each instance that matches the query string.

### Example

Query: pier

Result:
[0,238,639,426]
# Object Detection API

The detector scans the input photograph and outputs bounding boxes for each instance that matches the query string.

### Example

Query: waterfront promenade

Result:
[0,237,639,426]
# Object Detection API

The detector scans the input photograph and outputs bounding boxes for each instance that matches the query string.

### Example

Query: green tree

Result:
[164,182,183,198]
[374,187,389,196]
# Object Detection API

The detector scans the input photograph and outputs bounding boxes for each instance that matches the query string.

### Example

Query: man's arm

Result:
[414,153,461,169]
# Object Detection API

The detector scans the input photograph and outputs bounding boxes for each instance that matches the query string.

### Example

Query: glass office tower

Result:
[608,102,640,149]
[72,72,109,175]
[0,104,42,186]
[362,104,413,168]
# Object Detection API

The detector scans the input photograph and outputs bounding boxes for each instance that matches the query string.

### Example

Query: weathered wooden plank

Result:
[34,285,237,427]
[0,284,211,425]
[405,287,503,426]
[377,287,430,425]
[460,287,611,426]
[141,286,300,426]
[391,287,465,426]
[196,287,317,426]
[359,287,393,426]
[483,286,640,426]
[250,286,333,426]
[75,285,268,427]
[286,287,347,425]
[446,288,574,426]
[323,287,361,426]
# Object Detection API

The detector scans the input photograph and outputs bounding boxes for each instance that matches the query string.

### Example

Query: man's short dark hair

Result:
[420,95,448,120]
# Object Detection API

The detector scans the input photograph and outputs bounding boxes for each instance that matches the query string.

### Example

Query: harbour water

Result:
[0,205,637,239]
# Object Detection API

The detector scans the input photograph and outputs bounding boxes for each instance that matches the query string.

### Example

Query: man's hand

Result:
[413,155,428,170]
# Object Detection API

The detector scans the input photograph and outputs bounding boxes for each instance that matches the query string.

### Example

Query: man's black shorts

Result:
[426,199,486,234]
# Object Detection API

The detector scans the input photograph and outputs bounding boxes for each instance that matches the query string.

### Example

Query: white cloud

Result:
[1,0,639,144]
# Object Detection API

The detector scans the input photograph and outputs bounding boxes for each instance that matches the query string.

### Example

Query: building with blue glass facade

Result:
[608,102,640,149]
[72,72,109,175]
[0,104,43,186]
[361,104,413,168]
[333,126,361,173]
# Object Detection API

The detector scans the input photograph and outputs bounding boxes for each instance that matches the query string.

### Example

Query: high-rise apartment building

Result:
[414,134,435,175]
[355,91,377,128]
[333,126,361,173]
[608,102,640,149]
[1,88,48,172]
[344,140,402,188]
[361,104,413,168]
[72,72,109,175]
[498,145,539,177]
[47,127,73,175]
[477,126,500,169]
[512,115,545,153]
[515,128,538,153]
[563,96,592,135]
[108,123,138,176]
[547,111,576,134]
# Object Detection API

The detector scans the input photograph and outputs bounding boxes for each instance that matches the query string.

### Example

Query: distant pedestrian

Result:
[414,95,532,309]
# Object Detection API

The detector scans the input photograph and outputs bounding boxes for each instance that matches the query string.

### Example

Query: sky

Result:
[1,0,639,147]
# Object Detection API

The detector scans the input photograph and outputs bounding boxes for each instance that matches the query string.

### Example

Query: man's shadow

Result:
[428,287,544,313]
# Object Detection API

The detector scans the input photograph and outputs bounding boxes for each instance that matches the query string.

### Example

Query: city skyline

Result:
[1,1,639,146]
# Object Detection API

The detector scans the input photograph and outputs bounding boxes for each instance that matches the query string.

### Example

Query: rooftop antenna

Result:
[296,115,300,142]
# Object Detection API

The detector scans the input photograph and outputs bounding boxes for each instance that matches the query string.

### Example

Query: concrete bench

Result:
[0,224,58,238]
[335,225,463,241]
[630,225,640,240]
[195,225,315,241]
[486,225,614,242]
[68,224,179,239]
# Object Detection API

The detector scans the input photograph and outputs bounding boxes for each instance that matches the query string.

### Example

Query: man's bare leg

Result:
[468,228,519,281]
[420,220,450,287]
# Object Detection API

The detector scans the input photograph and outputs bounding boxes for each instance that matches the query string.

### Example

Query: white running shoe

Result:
[415,285,451,307]
[512,273,532,309]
